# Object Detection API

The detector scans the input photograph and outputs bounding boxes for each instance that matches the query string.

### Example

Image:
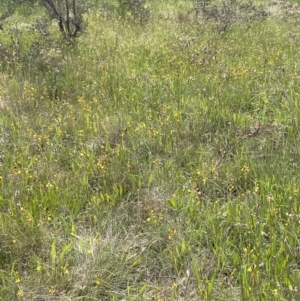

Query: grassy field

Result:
[1,0,300,299]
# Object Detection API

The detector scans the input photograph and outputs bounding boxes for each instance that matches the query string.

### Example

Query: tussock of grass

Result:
[2,0,300,299]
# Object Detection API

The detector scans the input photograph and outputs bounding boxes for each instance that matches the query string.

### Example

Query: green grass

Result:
[1,0,300,299]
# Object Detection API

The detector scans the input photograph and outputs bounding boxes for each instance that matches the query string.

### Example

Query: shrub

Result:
[194,0,269,32]
[40,0,88,39]
[0,0,88,40]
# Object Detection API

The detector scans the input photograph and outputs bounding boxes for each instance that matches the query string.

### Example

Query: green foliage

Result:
[2,0,300,299]
[117,0,150,22]
[0,0,88,40]
[0,0,35,29]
